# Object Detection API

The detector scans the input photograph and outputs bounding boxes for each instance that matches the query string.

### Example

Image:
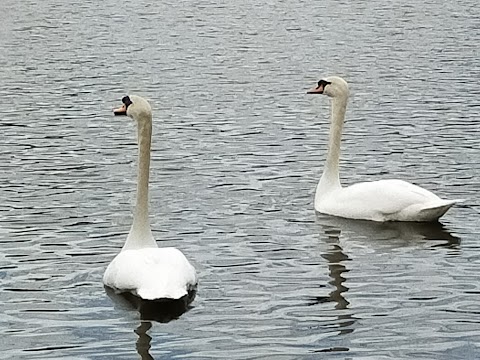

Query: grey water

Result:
[1,0,479,358]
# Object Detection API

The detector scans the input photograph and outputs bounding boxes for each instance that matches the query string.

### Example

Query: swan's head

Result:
[307,76,349,99]
[113,95,152,120]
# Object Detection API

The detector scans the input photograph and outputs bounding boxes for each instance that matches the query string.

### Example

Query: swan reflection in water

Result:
[135,321,154,360]
[311,214,461,339]
[105,287,196,359]
[309,219,355,338]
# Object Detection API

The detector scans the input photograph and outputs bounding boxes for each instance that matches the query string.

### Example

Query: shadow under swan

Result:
[315,213,461,248]
[105,286,196,323]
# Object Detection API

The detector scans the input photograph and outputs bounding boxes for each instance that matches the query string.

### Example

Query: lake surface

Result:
[1,0,479,358]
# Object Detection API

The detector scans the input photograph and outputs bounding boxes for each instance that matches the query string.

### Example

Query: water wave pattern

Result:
[1,0,479,359]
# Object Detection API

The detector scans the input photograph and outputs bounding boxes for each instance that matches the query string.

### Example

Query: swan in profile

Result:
[103,95,197,301]
[307,76,461,222]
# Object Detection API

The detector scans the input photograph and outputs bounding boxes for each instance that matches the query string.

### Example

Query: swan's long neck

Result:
[317,96,347,195]
[123,113,157,250]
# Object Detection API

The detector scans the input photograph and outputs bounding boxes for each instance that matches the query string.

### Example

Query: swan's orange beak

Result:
[113,103,127,116]
[307,83,325,94]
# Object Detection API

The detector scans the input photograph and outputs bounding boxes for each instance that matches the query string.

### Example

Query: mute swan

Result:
[307,76,461,222]
[103,95,197,301]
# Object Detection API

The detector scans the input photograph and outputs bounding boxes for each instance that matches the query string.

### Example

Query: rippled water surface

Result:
[1,0,479,358]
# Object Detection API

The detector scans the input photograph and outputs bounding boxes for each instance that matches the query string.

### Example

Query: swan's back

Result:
[104,247,197,300]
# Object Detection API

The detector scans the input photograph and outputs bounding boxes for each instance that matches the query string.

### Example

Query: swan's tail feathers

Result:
[417,199,463,222]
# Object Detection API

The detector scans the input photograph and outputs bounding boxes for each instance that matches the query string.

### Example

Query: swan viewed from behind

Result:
[103,95,197,302]
[307,76,461,222]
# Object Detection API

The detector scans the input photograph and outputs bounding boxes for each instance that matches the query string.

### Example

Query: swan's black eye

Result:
[122,96,132,109]
[317,80,331,89]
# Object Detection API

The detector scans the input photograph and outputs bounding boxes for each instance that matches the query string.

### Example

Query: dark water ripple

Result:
[1,0,479,359]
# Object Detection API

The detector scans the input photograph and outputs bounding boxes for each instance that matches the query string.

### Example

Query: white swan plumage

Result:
[307,76,461,222]
[103,95,197,301]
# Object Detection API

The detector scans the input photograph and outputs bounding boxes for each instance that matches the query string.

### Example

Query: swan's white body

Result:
[103,95,197,301]
[104,247,196,300]
[316,178,457,222]
[308,76,460,222]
